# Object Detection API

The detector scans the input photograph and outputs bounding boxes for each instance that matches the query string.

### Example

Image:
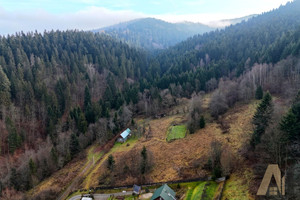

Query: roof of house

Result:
[81,194,93,200]
[120,128,131,139]
[133,184,141,193]
[81,197,93,200]
[150,184,176,200]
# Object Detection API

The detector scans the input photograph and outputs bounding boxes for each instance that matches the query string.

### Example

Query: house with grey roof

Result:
[133,184,141,195]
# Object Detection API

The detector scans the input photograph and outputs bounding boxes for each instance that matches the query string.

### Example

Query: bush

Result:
[212,166,222,180]
[199,116,205,129]
[145,187,150,193]
[209,91,228,119]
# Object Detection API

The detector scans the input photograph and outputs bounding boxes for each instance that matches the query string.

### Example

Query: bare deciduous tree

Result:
[210,90,228,119]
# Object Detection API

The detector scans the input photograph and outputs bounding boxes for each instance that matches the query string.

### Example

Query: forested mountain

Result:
[93,18,215,50]
[0,31,148,195]
[1,0,300,199]
[143,0,300,93]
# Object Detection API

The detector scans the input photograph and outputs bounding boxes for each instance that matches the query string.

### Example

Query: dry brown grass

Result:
[221,168,255,200]
[31,96,259,198]
[213,100,258,153]
[81,98,259,189]
[82,138,138,189]
[28,153,87,197]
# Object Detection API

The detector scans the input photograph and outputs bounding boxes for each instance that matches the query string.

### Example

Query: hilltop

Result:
[93,18,215,50]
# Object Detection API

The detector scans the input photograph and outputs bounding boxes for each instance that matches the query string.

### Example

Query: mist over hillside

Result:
[93,15,258,50]
[93,18,215,50]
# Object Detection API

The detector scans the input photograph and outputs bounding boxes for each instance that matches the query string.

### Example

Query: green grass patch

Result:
[222,172,253,200]
[111,137,138,153]
[87,145,103,163]
[204,182,218,200]
[183,181,219,200]
[166,125,187,142]
[190,182,206,200]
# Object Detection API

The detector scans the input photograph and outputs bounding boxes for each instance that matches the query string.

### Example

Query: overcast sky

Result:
[0,0,292,35]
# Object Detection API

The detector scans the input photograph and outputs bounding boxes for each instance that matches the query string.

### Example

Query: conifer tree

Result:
[199,115,205,129]
[280,91,300,140]
[107,155,115,171]
[69,133,80,158]
[29,158,37,175]
[6,117,22,153]
[84,86,91,109]
[10,168,20,191]
[140,146,148,174]
[251,92,273,148]
[255,85,263,100]
[0,66,11,106]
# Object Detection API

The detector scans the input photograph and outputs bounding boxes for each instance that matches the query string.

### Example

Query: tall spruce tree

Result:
[10,168,20,191]
[251,92,273,148]
[69,133,80,158]
[280,91,300,140]
[199,115,205,129]
[255,85,263,100]
[0,66,11,106]
[107,155,115,172]
[84,86,91,109]
[6,117,22,154]
[140,146,148,174]
[29,158,37,175]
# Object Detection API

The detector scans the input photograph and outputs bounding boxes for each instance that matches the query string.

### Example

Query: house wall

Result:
[117,138,124,143]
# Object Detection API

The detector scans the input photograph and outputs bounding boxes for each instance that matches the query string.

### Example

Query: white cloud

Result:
[0,6,145,35]
[0,0,293,35]
[152,13,241,25]
[152,0,292,26]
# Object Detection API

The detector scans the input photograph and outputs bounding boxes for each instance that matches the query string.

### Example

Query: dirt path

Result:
[58,132,123,200]
[58,161,93,200]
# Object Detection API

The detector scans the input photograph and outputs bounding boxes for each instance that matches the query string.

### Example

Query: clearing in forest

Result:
[166,124,187,142]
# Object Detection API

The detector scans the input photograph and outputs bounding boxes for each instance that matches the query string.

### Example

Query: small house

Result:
[117,128,131,143]
[133,184,142,195]
[150,184,176,200]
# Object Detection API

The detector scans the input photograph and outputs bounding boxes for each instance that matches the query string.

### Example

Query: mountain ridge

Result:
[93,17,215,50]
[92,15,258,50]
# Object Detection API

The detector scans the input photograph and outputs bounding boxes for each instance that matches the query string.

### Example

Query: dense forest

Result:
[0,31,149,196]
[0,0,300,199]
[143,1,300,95]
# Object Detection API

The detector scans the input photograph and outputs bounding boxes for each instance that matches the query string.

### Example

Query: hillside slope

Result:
[146,0,300,93]
[30,95,257,199]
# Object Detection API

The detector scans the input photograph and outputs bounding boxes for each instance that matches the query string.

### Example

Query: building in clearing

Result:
[117,128,131,143]
[133,184,142,195]
[150,184,176,200]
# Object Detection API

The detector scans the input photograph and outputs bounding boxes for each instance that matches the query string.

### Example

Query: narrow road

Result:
[69,191,133,200]
[57,161,93,200]
[58,132,123,200]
